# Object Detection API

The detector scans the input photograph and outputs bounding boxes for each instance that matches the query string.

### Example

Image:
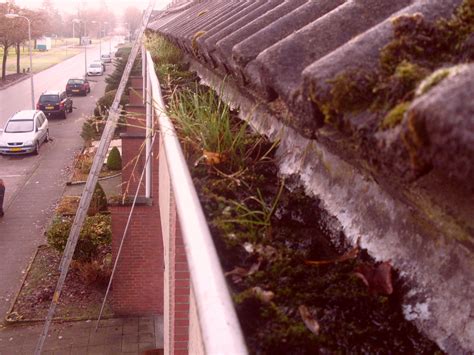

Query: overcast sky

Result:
[11,0,171,15]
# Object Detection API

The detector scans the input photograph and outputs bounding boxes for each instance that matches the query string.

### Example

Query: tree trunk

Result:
[2,46,9,81]
[16,43,20,74]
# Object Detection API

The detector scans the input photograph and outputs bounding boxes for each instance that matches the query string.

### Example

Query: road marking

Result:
[0,175,23,178]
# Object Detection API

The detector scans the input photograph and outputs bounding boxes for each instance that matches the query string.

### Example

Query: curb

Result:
[0,74,31,91]
[66,172,122,186]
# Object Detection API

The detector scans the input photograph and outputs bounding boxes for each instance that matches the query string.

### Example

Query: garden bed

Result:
[7,245,114,322]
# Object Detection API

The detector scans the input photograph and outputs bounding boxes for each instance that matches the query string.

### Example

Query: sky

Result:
[10,0,171,15]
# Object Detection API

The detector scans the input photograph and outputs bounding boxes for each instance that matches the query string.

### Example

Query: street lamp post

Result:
[5,13,35,109]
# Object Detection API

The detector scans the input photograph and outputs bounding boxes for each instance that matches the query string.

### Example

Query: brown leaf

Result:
[252,287,274,304]
[354,261,393,295]
[203,150,225,165]
[305,244,359,266]
[299,305,320,336]
[224,261,261,284]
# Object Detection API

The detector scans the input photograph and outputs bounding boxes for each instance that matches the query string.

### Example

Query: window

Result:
[5,120,34,133]
[68,79,84,85]
[39,95,59,104]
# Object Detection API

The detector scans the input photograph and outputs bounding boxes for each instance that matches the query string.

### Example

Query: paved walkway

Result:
[0,316,163,354]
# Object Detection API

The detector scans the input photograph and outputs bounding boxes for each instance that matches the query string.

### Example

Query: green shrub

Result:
[94,90,129,117]
[105,47,141,92]
[106,146,122,171]
[81,116,104,142]
[88,183,108,216]
[47,214,112,261]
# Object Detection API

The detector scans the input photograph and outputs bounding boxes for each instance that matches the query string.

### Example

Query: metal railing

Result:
[145,50,248,354]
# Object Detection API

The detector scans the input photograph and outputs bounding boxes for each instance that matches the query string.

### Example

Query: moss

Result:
[381,102,410,130]
[327,69,377,115]
[416,68,452,96]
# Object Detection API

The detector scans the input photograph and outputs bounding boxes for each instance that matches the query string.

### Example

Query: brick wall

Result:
[109,75,164,316]
[170,213,190,354]
[110,202,164,315]
[120,133,146,196]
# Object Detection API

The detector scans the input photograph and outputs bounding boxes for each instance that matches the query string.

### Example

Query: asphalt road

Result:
[0,40,120,319]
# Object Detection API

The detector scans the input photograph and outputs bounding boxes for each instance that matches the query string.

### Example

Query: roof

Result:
[149,0,472,185]
[9,110,38,120]
[41,90,61,95]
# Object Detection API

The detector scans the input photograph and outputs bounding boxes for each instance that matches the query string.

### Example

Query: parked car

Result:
[87,62,104,76]
[0,110,49,155]
[66,78,90,96]
[101,53,112,63]
[92,59,106,73]
[37,90,73,119]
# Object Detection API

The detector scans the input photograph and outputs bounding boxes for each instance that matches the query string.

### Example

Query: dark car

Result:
[36,90,73,119]
[66,78,90,96]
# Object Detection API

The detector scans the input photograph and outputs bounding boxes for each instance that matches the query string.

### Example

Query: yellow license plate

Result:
[10,147,21,152]
[72,89,79,92]
[46,106,54,109]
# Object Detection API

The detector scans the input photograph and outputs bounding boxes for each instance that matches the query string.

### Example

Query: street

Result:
[0,40,120,319]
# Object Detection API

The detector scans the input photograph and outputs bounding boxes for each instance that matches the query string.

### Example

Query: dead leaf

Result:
[252,287,274,304]
[224,260,261,284]
[354,261,393,295]
[299,305,320,336]
[203,150,225,165]
[305,245,359,266]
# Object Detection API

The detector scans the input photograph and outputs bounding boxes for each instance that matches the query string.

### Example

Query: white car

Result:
[101,53,112,63]
[87,62,104,76]
[0,110,49,155]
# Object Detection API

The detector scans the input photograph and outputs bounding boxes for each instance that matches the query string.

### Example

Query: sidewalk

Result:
[0,315,163,354]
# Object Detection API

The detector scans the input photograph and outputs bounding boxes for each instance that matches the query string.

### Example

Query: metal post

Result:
[27,17,34,109]
[145,46,152,198]
[99,23,102,57]
[84,21,87,77]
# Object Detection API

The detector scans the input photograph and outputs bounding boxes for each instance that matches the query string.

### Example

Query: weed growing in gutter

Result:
[147,34,441,353]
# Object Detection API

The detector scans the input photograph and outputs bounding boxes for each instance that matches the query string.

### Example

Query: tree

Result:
[0,3,19,80]
[123,6,142,41]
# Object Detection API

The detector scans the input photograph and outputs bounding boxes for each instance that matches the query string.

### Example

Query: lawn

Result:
[1,37,107,74]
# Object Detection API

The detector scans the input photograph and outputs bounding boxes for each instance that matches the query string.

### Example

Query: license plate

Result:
[46,106,54,110]
[10,147,21,152]
[72,89,79,92]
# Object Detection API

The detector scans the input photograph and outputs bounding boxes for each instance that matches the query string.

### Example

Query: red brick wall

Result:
[170,209,190,354]
[109,203,164,315]
[121,135,146,196]
[125,105,146,135]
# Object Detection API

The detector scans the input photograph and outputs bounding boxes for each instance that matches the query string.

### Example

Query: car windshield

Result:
[90,64,101,68]
[68,79,84,84]
[5,119,34,133]
[39,95,59,104]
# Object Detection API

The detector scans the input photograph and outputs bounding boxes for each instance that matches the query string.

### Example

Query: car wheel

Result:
[45,129,50,142]
[34,141,40,155]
